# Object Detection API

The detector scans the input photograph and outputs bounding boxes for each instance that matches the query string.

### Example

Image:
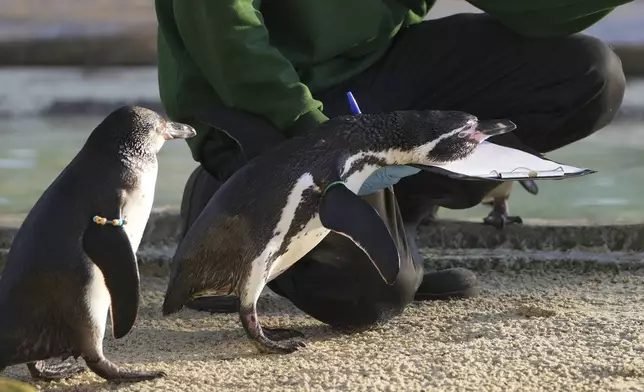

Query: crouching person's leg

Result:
[267,186,478,331]
[176,106,282,313]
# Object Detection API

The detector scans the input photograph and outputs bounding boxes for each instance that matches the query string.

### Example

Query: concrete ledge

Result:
[4,245,643,277]
[416,220,644,252]
[420,248,644,273]
[0,245,177,277]
[3,210,644,252]
[0,27,157,67]
[0,208,185,249]
[2,210,644,277]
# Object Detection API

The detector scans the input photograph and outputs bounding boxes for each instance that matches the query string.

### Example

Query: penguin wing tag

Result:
[82,221,140,340]
[319,183,400,285]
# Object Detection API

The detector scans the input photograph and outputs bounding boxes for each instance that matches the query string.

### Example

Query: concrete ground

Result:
[2,270,644,392]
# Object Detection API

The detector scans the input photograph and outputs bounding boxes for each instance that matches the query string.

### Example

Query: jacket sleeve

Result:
[465,0,634,37]
[173,0,329,137]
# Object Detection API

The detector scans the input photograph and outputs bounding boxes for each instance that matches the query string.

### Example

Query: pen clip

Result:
[347,91,362,115]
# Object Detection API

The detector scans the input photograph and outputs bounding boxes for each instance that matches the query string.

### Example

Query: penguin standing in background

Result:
[162,109,518,355]
[0,106,195,383]
[481,179,539,229]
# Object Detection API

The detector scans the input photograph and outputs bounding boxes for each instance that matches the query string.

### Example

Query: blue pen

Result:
[347,91,362,115]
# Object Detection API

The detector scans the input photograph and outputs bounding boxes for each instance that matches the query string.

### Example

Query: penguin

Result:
[481,179,539,229]
[161,109,517,355]
[0,106,196,382]
[477,128,543,229]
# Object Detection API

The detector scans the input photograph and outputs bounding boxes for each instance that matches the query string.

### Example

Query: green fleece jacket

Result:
[155,0,632,161]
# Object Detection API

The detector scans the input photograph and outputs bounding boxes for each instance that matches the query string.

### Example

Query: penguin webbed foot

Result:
[27,359,86,381]
[240,307,305,354]
[251,333,306,354]
[482,197,523,230]
[85,357,166,383]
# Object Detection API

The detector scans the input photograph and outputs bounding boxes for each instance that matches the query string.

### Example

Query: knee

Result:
[396,172,491,213]
[340,293,413,330]
[560,34,626,133]
[327,272,419,330]
[357,268,420,327]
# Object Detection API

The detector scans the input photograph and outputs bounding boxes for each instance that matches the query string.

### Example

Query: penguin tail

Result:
[162,253,191,315]
[161,299,183,316]
[0,345,10,370]
[0,312,13,368]
[161,286,186,316]
[0,336,19,369]
[161,275,192,316]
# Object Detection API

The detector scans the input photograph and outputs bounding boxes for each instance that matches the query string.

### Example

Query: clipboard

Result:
[410,141,596,182]
[345,91,597,183]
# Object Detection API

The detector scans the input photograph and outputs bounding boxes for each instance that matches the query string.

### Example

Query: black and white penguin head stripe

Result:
[339,110,516,169]
[84,106,196,158]
[404,110,489,164]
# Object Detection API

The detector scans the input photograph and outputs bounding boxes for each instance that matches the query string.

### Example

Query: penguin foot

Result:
[418,204,440,226]
[482,211,523,229]
[85,357,166,383]
[240,306,305,354]
[482,196,523,230]
[263,327,305,341]
[27,359,86,381]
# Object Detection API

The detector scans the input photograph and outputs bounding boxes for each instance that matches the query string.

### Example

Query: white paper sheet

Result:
[413,141,596,181]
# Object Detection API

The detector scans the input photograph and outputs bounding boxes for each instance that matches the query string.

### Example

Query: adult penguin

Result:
[162,109,517,354]
[0,106,195,382]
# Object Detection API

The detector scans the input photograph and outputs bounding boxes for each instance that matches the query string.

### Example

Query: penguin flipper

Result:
[318,183,400,285]
[82,222,140,340]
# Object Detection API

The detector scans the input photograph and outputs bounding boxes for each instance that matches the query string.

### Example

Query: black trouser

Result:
[189,13,625,329]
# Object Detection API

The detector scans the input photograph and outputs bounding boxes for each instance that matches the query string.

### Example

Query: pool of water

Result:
[0,69,643,224]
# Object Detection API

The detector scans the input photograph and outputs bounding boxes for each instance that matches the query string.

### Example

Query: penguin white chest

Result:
[86,263,112,339]
[267,215,329,281]
[121,166,158,252]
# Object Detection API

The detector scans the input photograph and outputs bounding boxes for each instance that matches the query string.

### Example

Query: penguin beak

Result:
[461,119,517,143]
[164,122,197,140]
